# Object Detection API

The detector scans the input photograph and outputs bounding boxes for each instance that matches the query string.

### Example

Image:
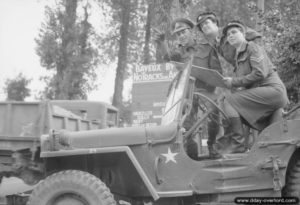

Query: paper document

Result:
[191,65,227,88]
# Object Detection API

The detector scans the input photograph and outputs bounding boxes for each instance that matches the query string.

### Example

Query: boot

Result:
[228,117,246,154]
[207,117,222,159]
[208,145,222,159]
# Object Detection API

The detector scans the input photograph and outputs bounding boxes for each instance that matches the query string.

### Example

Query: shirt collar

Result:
[237,41,248,54]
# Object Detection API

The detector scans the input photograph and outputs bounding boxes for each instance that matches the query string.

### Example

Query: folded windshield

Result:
[161,63,189,125]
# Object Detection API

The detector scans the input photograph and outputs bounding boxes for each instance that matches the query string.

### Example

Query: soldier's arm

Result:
[157,41,172,61]
[231,42,267,87]
[153,28,173,61]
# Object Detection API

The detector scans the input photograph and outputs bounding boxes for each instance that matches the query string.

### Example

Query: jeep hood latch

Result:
[259,156,286,191]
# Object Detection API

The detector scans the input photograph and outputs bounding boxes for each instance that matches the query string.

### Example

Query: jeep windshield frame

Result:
[161,61,191,125]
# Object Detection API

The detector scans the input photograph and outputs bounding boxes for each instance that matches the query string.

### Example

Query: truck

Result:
[2,61,300,205]
[0,100,118,204]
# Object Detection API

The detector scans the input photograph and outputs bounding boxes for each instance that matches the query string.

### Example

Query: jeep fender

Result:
[40,146,159,200]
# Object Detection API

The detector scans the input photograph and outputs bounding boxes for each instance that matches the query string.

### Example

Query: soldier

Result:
[195,12,264,155]
[154,18,196,63]
[153,18,223,159]
[195,11,262,69]
[220,20,289,153]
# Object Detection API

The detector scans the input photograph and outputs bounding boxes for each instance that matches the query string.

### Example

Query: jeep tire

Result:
[27,170,116,205]
[284,157,300,204]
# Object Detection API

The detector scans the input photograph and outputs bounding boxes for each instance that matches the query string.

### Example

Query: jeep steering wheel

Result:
[194,92,229,128]
[183,92,230,139]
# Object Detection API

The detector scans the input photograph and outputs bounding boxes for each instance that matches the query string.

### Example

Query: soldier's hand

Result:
[152,28,165,43]
[223,77,233,89]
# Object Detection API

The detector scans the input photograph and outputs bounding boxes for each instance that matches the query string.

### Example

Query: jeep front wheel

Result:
[27,170,116,205]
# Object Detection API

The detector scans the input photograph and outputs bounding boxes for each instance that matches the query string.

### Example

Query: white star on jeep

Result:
[161,148,178,163]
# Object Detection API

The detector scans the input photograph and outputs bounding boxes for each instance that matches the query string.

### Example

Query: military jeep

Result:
[27,61,300,205]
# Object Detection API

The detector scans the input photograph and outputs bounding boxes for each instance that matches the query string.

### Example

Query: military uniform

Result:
[198,30,262,154]
[225,41,289,130]
[159,18,223,159]
[164,37,222,147]
[219,26,262,68]
[166,38,222,92]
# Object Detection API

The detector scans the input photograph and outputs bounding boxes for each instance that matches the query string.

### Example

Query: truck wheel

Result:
[27,170,116,205]
[283,158,300,201]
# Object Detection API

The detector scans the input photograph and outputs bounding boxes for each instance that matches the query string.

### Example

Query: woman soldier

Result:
[220,20,289,154]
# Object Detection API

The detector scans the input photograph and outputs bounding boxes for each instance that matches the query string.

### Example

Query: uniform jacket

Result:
[219,26,262,67]
[166,38,222,92]
[230,41,285,89]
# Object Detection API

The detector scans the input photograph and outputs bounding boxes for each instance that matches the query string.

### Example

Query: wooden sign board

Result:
[131,63,178,127]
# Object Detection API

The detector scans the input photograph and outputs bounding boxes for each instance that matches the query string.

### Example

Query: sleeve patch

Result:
[250,56,264,62]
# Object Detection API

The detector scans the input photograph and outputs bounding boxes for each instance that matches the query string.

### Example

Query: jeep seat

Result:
[244,108,284,131]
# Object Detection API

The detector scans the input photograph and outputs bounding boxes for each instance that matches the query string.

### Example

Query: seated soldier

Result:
[220,20,289,154]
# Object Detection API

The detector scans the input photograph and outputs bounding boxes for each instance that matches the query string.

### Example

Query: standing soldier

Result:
[195,12,264,155]
[153,18,223,159]
[195,11,262,70]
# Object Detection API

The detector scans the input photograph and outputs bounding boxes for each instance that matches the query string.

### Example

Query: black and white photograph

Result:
[0,0,299,204]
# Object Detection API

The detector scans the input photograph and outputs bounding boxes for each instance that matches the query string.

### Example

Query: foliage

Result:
[152,0,174,63]
[35,74,56,100]
[97,0,152,123]
[257,0,300,104]
[35,0,99,100]
[190,0,257,27]
[4,73,31,101]
[97,0,152,69]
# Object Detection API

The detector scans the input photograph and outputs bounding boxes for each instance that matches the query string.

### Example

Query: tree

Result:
[259,0,300,106]
[152,0,174,63]
[142,0,153,65]
[4,73,31,101]
[35,0,99,100]
[190,0,257,27]
[97,0,151,107]
[110,0,132,108]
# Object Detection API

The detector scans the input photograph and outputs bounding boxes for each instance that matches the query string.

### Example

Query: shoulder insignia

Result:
[250,56,264,62]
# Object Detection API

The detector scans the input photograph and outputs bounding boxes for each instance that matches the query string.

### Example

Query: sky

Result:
[0,0,121,103]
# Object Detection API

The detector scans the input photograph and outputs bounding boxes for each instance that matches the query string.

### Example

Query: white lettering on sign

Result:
[133,111,153,116]
[136,64,162,73]
[132,110,160,126]
[166,63,174,71]
[133,63,177,83]
[132,111,153,122]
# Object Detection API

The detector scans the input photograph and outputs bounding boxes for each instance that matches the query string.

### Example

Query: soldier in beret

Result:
[219,20,289,153]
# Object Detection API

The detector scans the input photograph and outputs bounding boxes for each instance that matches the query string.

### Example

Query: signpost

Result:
[131,63,178,127]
